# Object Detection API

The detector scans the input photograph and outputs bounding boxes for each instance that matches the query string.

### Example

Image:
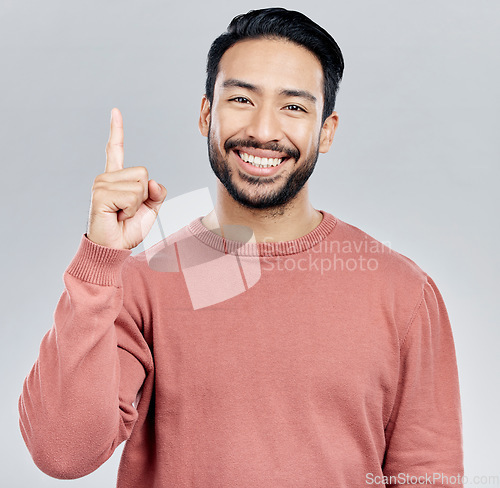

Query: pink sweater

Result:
[19,210,463,487]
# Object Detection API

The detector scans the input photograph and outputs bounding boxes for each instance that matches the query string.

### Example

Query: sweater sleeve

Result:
[383,275,464,487]
[18,234,154,480]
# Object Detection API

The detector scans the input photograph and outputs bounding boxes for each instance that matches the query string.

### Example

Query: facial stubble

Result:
[207,121,321,212]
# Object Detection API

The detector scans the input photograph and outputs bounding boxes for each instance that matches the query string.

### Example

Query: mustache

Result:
[225,139,300,161]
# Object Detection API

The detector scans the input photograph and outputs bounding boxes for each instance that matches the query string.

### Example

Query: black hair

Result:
[205,7,344,124]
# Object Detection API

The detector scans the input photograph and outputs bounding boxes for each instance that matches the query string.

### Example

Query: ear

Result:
[318,111,339,153]
[199,95,211,137]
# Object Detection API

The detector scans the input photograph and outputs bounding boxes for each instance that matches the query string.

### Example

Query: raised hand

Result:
[86,108,167,250]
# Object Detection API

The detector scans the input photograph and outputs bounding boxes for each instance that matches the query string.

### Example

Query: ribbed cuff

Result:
[65,234,132,286]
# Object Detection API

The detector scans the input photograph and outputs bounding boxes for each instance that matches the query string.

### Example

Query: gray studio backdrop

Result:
[2,0,499,486]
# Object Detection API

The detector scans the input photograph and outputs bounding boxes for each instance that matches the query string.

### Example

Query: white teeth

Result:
[238,151,284,168]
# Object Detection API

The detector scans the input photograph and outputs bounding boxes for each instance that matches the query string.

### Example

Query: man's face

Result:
[199,37,338,210]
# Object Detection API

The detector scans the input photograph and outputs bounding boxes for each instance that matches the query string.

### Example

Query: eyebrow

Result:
[222,78,317,104]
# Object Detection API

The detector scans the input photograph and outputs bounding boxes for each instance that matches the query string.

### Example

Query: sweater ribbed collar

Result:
[187,210,337,257]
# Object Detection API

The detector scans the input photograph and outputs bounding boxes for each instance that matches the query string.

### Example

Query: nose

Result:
[244,103,284,143]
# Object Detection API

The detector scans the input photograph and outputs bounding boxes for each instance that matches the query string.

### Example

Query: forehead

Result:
[215,37,324,102]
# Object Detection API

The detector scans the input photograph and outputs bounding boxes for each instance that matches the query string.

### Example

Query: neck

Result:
[201,181,323,243]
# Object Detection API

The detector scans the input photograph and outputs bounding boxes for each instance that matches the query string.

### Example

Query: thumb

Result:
[135,180,167,242]
[146,180,167,209]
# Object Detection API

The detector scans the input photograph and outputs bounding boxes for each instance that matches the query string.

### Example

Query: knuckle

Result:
[136,166,149,180]
[106,141,123,149]
[92,175,104,188]
[92,187,105,201]
[105,142,123,157]
[127,191,140,206]
[134,181,145,194]
[92,174,110,191]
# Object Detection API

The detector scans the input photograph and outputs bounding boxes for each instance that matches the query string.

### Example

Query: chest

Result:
[148,268,400,426]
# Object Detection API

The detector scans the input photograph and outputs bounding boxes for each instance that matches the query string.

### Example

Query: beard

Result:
[207,126,320,211]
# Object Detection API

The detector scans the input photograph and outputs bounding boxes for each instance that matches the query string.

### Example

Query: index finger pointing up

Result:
[105,107,124,172]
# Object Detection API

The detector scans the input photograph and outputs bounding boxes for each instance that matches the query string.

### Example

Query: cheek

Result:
[212,109,248,145]
[283,119,319,155]
[207,116,223,148]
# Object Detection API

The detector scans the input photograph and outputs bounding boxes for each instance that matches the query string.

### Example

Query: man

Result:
[19,7,463,487]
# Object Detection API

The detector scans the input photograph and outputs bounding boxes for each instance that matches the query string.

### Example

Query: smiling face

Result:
[199,37,338,210]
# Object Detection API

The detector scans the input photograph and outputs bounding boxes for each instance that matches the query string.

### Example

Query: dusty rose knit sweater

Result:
[19,210,463,487]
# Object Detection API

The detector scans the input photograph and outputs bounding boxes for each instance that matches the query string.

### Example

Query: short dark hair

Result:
[205,7,344,124]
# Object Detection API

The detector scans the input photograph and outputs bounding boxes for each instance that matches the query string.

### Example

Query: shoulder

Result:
[327,215,432,305]
[329,215,449,340]
[334,217,426,273]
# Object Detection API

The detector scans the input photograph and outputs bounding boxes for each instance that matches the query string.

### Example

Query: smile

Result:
[237,151,286,168]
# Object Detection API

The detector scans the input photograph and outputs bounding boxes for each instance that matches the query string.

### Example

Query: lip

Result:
[232,149,290,177]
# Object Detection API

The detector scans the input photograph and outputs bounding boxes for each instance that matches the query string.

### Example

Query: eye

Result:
[230,97,251,104]
[284,104,305,112]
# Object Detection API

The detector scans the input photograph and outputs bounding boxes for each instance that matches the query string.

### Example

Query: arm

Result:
[18,234,153,479]
[383,275,464,487]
